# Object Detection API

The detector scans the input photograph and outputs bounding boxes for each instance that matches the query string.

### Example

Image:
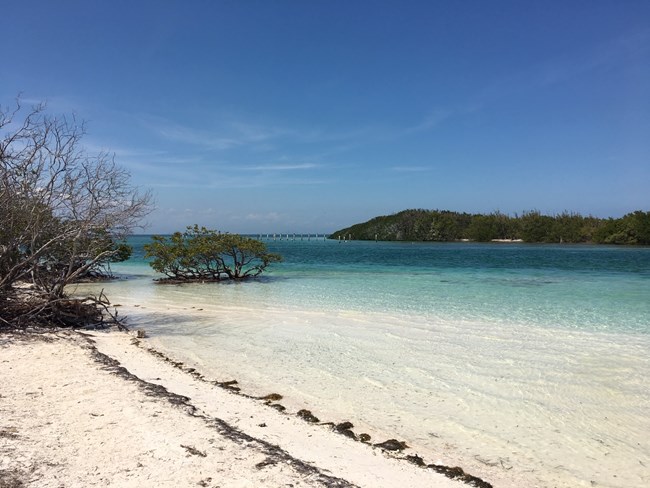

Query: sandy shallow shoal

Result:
[0,330,466,488]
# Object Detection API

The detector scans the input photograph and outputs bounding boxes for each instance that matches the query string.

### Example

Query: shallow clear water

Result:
[78,237,650,488]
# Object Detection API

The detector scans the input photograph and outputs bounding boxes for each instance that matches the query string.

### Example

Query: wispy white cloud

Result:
[390,28,650,141]
[156,122,242,150]
[82,141,167,158]
[229,121,291,142]
[538,28,650,87]
[81,141,206,178]
[138,114,299,151]
[13,94,85,114]
[476,28,650,105]
[136,111,381,156]
[403,110,453,134]
[390,165,431,172]
[145,170,328,190]
[244,163,320,171]
[244,212,281,222]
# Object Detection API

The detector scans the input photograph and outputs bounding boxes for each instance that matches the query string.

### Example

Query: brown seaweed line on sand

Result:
[76,333,354,488]
[126,333,494,488]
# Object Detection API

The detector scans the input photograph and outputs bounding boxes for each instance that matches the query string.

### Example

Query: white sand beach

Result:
[1,329,481,488]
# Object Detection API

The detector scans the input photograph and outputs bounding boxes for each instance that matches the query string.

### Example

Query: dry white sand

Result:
[0,329,477,488]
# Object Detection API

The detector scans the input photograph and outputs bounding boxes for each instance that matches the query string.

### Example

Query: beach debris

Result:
[180,444,206,457]
[406,454,426,466]
[473,455,499,467]
[358,433,371,443]
[334,421,356,439]
[219,379,240,391]
[339,429,356,440]
[427,464,494,488]
[335,421,353,431]
[79,335,358,487]
[296,409,320,423]
[0,468,24,487]
[255,457,278,470]
[260,393,283,401]
[0,427,19,439]
[374,439,408,451]
[429,465,464,477]
[123,333,496,487]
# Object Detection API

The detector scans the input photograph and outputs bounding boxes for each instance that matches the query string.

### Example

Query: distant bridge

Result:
[257,233,329,241]
[256,233,362,242]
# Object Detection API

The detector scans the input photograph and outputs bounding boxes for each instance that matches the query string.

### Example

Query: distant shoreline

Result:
[330,208,650,245]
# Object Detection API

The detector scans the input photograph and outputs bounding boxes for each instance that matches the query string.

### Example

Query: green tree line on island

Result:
[330,209,650,245]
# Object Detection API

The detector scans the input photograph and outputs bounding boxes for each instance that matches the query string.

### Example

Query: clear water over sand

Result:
[77,238,650,487]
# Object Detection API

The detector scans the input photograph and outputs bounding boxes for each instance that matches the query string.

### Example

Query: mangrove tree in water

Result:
[144,225,282,282]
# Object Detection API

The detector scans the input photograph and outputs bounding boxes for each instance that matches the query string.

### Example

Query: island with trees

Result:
[330,209,650,245]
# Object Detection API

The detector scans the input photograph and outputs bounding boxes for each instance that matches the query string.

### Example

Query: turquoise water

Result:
[123,237,650,333]
[87,237,650,488]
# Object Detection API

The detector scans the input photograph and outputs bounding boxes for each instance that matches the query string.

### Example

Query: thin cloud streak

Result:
[390,165,431,172]
[474,28,650,106]
[137,112,380,154]
[244,212,281,222]
[244,163,320,171]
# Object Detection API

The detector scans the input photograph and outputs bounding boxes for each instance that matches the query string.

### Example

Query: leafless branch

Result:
[1,97,152,328]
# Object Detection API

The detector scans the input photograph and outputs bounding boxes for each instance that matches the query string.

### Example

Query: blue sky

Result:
[3,0,649,233]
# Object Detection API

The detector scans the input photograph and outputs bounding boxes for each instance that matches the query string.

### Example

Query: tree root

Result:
[0,288,127,331]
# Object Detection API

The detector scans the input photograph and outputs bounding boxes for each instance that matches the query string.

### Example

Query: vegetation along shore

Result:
[331,208,650,244]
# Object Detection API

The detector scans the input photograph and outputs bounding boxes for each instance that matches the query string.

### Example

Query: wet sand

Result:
[1,329,480,487]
